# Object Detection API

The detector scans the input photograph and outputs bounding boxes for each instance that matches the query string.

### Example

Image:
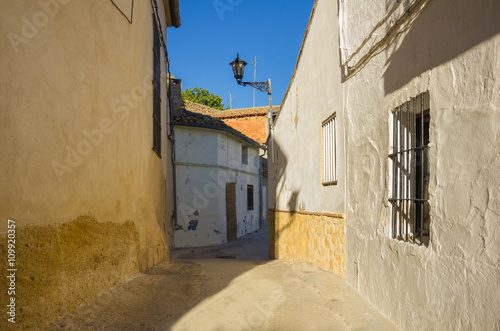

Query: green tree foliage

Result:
[181,87,226,110]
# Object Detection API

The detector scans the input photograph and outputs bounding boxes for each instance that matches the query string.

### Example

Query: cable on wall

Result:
[343,0,432,80]
[110,0,134,24]
[151,0,172,125]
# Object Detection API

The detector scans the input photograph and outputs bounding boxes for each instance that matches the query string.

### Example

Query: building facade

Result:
[341,0,500,329]
[268,0,346,278]
[172,108,264,247]
[184,100,276,227]
[0,0,179,328]
[269,0,500,329]
[185,100,280,145]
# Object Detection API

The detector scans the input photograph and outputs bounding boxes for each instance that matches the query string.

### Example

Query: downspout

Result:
[259,155,263,228]
[169,127,178,230]
[167,81,179,232]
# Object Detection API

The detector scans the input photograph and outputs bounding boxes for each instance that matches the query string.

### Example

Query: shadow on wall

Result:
[269,139,293,211]
[384,0,500,95]
[269,138,305,256]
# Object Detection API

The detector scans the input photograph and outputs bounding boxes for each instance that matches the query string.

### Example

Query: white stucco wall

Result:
[341,0,500,329]
[174,126,261,247]
[269,0,345,215]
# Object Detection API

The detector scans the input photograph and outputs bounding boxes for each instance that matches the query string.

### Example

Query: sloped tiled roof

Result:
[212,105,281,119]
[183,100,220,116]
[173,108,265,150]
[184,100,280,119]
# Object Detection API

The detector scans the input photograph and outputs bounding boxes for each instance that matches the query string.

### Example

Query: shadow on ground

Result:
[48,227,397,330]
[47,228,270,330]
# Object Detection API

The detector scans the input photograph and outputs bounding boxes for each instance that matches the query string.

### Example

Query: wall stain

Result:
[187,220,198,231]
[0,215,139,329]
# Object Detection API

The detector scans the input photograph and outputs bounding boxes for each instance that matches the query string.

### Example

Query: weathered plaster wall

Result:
[0,216,139,329]
[269,0,344,214]
[0,0,174,327]
[174,126,260,247]
[268,0,345,275]
[342,0,500,329]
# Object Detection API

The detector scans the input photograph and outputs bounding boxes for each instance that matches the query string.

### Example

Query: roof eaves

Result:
[214,112,267,119]
[214,105,281,119]
[174,122,266,150]
[164,0,181,28]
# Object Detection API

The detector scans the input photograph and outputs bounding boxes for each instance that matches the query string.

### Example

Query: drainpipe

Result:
[169,127,178,229]
[168,79,183,231]
[259,154,263,228]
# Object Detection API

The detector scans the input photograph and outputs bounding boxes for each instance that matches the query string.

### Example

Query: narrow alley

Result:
[49,228,397,330]
[2,1,499,330]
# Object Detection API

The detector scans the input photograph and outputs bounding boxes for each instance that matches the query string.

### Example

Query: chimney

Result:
[169,78,183,118]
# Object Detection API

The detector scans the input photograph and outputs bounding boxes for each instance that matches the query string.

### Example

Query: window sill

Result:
[381,237,430,260]
[322,181,338,186]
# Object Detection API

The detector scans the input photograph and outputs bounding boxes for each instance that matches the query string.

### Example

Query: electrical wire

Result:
[344,0,432,79]
[342,0,402,67]
[110,0,134,24]
[150,0,172,117]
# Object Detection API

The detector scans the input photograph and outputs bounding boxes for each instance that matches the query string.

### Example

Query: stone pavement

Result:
[170,227,398,331]
[50,227,398,330]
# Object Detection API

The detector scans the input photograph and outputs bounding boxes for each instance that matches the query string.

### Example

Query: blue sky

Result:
[168,0,315,109]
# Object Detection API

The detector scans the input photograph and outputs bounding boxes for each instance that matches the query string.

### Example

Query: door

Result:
[226,183,237,241]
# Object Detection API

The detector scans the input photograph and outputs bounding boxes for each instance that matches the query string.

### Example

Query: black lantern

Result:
[228,52,273,135]
[229,53,247,83]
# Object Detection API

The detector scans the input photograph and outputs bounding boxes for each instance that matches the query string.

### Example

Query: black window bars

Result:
[389,92,430,246]
[247,185,254,211]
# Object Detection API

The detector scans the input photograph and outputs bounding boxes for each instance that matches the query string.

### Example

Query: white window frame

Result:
[322,114,337,185]
[242,145,248,165]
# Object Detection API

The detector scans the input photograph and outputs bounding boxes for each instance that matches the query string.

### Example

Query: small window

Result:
[389,92,430,246]
[247,185,254,211]
[152,19,162,157]
[242,145,248,165]
[322,114,337,185]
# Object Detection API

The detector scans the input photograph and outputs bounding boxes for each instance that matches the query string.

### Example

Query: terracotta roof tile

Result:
[183,100,220,116]
[212,105,281,119]
[173,108,265,150]
[184,100,280,119]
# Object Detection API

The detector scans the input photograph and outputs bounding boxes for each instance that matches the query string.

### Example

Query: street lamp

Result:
[229,53,273,136]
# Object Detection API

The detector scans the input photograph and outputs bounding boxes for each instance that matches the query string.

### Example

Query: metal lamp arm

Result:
[238,81,270,94]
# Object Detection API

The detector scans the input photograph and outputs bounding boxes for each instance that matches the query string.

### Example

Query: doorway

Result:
[226,183,237,241]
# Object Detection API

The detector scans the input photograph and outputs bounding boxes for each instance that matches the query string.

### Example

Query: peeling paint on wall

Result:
[187,220,198,231]
[0,216,139,329]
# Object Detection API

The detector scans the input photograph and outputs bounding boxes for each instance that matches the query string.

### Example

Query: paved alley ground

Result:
[49,228,398,330]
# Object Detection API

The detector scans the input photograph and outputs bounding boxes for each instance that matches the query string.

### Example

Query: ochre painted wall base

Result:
[269,209,345,279]
[0,216,161,329]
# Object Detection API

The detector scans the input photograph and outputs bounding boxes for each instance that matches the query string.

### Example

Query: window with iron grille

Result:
[152,18,161,157]
[247,185,254,211]
[322,114,337,185]
[389,92,430,246]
